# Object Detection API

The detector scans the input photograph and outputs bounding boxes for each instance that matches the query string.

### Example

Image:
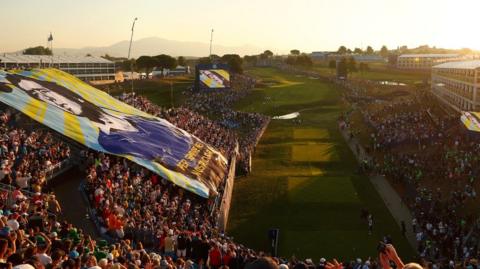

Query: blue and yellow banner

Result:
[0,69,227,198]
[461,112,480,132]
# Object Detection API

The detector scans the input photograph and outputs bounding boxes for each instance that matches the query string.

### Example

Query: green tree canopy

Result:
[221,54,243,74]
[153,54,177,70]
[290,49,300,55]
[136,56,157,74]
[366,46,374,54]
[380,45,389,57]
[353,48,363,54]
[243,55,258,65]
[337,46,348,54]
[177,56,186,66]
[121,59,136,71]
[23,46,52,55]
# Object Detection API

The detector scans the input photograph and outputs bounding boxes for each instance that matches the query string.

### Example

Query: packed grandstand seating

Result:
[118,73,270,174]
[0,67,478,269]
[118,94,238,159]
[0,109,71,191]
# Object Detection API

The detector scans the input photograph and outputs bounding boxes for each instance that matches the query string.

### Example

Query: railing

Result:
[216,143,238,233]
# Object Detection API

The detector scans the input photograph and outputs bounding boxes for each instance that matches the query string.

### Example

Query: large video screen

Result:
[196,64,230,90]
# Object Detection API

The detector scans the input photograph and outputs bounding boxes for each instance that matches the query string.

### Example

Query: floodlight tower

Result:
[127,17,138,94]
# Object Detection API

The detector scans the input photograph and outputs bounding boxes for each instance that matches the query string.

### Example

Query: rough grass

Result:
[228,67,414,261]
[312,64,428,84]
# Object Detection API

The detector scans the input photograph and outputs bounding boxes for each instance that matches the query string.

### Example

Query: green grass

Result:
[228,67,414,261]
[101,76,193,107]
[312,64,428,84]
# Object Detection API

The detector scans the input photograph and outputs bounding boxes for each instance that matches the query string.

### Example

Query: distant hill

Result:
[9,37,264,58]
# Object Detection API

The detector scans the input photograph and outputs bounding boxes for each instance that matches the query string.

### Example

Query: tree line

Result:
[336,45,389,57]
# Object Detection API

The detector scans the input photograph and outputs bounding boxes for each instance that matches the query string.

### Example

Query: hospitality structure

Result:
[397,54,461,70]
[0,54,116,83]
[431,60,480,112]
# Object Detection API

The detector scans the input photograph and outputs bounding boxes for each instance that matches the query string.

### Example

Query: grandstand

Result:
[0,54,116,82]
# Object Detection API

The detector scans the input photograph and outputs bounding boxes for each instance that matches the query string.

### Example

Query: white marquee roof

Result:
[433,60,480,70]
[0,54,113,64]
[399,54,459,58]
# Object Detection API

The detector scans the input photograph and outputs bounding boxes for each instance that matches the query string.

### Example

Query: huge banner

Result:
[461,111,480,132]
[195,64,230,90]
[0,69,227,198]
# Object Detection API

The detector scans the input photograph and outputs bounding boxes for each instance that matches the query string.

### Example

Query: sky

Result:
[1,0,479,54]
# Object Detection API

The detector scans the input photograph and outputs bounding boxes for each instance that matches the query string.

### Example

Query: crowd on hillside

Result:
[182,78,270,173]
[340,78,480,263]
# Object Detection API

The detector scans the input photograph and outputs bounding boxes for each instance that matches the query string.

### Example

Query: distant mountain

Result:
[16,37,265,58]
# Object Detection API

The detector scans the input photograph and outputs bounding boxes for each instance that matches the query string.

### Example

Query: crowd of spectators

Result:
[119,94,238,159]
[0,109,71,192]
[0,69,452,269]
[119,73,270,173]
[340,78,480,264]
[182,76,270,173]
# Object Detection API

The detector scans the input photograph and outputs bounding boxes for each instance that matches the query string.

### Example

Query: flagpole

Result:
[49,32,53,66]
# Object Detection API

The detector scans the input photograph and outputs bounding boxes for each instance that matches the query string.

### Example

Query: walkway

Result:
[339,121,418,250]
[50,167,99,238]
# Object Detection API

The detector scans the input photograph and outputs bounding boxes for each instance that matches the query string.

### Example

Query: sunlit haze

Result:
[1,0,479,55]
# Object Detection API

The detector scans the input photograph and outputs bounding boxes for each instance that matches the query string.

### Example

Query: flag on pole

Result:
[48,33,53,42]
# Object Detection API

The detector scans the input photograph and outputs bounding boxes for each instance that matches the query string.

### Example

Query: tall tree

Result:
[295,54,313,67]
[177,56,186,66]
[23,46,52,55]
[243,55,258,65]
[290,49,300,55]
[380,45,389,57]
[136,56,157,74]
[121,59,136,71]
[260,50,274,59]
[221,54,243,74]
[353,48,363,54]
[337,46,348,54]
[153,54,177,70]
[366,46,374,55]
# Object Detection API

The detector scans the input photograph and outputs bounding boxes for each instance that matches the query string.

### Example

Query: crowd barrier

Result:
[217,144,238,233]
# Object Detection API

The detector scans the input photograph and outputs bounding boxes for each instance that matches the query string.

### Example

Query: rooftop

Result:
[433,60,480,70]
[0,54,113,64]
[399,54,459,58]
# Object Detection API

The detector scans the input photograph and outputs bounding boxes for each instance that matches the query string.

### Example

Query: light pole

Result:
[209,29,214,59]
[127,17,138,94]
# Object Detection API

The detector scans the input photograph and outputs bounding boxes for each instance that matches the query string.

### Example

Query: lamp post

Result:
[127,17,138,94]
[209,29,214,59]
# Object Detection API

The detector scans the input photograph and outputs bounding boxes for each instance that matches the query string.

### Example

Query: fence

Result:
[216,144,238,233]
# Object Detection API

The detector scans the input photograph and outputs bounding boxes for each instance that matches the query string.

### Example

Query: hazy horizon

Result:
[1,0,479,55]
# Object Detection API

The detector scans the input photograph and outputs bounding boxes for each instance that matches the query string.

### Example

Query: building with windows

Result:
[397,54,462,70]
[0,54,116,82]
[431,60,480,112]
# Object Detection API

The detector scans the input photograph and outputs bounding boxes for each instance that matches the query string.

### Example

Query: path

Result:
[339,122,418,249]
[50,167,99,238]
